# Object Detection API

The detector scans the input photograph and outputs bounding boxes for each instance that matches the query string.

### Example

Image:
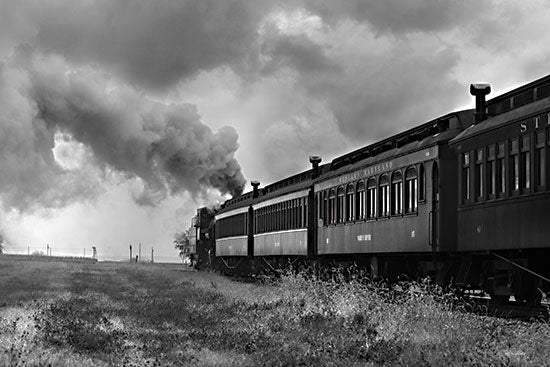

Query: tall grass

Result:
[0,258,549,366]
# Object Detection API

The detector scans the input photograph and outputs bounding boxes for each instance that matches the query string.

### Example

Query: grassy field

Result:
[1,256,549,366]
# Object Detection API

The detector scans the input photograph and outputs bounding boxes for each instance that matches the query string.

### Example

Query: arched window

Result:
[346,183,355,221]
[419,163,425,201]
[337,186,345,223]
[405,167,418,213]
[379,175,390,217]
[367,178,376,218]
[356,180,365,220]
[328,189,336,224]
[391,171,403,215]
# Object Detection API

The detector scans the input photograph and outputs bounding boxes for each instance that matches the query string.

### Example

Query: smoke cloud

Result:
[0,49,245,212]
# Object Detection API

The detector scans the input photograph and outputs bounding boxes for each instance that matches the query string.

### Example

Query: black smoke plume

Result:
[0,49,245,212]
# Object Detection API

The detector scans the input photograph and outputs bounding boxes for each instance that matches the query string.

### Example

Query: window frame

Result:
[337,186,345,224]
[367,178,377,219]
[356,180,365,220]
[486,145,496,200]
[346,183,355,222]
[405,167,418,214]
[391,171,403,216]
[379,174,390,217]
[462,152,471,204]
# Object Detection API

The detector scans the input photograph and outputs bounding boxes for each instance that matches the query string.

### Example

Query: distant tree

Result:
[0,234,3,254]
[173,231,189,259]
[31,250,45,256]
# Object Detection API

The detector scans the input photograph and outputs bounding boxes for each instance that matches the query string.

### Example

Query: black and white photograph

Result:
[1,0,549,365]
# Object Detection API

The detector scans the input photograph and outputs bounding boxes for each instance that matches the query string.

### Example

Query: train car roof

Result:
[451,74,550,144]
[314,109,472,183]
[217,169,314,214]
[218,109,473,212]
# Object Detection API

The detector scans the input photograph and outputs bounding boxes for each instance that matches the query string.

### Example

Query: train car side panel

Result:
[216,236,249,256]
[317,214,430,254]
[458,194,550,251]
[254,229,308,256]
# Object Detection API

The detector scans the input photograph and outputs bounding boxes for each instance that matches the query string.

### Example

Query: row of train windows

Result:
[462,130,548,203]
[318,165,425,226]
[216,213,248,238]
[254,198,308,234]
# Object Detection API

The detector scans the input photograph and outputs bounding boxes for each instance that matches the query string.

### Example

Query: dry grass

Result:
[1,256,549,366]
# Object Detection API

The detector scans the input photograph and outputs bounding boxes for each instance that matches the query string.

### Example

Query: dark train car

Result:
[313,111,471,278]
[451,77,550,303]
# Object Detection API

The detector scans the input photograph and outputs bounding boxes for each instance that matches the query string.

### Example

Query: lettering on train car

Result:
[337,161,394,185]
[519,112,550,133]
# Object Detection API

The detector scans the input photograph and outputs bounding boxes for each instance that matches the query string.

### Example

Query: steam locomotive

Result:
[188,74,550,306]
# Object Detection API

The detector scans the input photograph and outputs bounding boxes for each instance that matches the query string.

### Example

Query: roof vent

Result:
[309,156,322,178]
[470,83,491,124]
[251,181,260,198]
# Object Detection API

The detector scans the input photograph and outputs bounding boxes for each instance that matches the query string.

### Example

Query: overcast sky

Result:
[1,0,549,261]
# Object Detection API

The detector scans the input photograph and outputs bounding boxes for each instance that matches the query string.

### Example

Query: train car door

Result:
[431,162,440,250]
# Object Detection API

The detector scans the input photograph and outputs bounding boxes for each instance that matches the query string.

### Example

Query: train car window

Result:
[272,204,276,231]
[379,175,390,217]
[391,171,403,215]
[535,131,546,189]
[487,145,496,198]
[298,198,303,228]
[323,191,328,225]
[288,199,297,229]
[356,181,365,220]
[282,202,286,230]
[462,153,470,203]
[281,201,286,231]
[510,138,520,192]
[475,149,484,200]
[521,135,531,190]
[346,183,355,222]
[328,189,336,225]
[367,178,377,218]
[337,186,345,223]
[273,204,278,231]
[297,198,302,228]
[418,164,425,201]
[316,194,321,225]
[284,201,289,230]
[303,197,308,227]
[497,143,506,195]
[405,168,418,213]
[259,208,263,234]
[296,199,300,229]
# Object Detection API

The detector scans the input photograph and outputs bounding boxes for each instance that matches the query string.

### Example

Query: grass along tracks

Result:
[1,256,549,366]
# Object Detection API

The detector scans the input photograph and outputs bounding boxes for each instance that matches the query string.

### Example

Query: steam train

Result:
[188,74,550,306]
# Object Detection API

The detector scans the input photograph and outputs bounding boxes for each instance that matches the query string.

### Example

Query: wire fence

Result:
[5,246,181,263]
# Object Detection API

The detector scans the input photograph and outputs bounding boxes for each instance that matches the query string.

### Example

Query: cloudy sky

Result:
[1,0,549,261]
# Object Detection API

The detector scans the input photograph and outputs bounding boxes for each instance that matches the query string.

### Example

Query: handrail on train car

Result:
[489,251,550,284]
